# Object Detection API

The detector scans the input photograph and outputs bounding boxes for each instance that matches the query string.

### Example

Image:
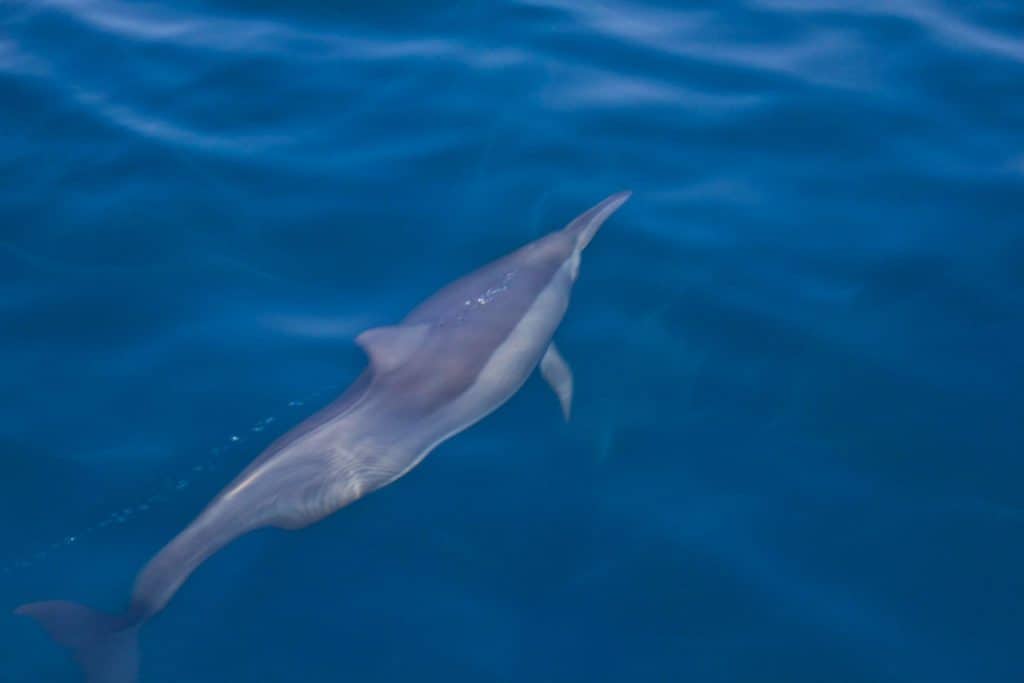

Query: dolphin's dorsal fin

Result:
[540,342,573,421]
[356,324,430,374]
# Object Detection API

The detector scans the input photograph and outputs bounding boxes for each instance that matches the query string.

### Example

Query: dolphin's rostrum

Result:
[15,191,631,682]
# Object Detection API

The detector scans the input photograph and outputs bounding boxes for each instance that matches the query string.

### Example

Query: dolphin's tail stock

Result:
[14,600,139,683]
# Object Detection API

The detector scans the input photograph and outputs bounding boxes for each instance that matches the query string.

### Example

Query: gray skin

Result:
[15,191,630,683]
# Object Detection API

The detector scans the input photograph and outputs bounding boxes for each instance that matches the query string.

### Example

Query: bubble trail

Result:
[0,384,339,575]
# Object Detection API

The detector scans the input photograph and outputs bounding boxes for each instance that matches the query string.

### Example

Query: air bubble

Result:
[5,386,332,575]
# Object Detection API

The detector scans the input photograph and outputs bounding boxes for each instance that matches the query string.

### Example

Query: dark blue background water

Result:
[2,0,1023,680]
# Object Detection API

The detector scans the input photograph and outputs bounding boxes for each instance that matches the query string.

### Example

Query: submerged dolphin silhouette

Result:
[15,191,631,682]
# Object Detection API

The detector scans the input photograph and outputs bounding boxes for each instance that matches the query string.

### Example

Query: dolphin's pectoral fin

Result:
[540,342,573,421]
[356,324,431,374]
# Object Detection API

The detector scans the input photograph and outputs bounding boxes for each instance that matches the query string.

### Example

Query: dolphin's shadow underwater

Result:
[15,191,631,683]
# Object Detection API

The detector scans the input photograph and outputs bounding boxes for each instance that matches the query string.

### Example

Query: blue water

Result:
[2,0,1023,680]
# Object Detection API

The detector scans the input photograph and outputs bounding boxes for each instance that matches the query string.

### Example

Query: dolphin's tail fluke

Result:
[14,601,139,683]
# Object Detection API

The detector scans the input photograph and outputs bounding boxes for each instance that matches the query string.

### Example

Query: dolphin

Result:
[14,191,631,682]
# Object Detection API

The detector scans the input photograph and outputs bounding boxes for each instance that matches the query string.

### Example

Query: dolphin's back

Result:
[397,233,573,392]
[404,235,569,327]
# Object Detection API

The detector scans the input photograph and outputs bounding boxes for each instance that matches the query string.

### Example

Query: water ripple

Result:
[3,0,1022,680]
[758,0,1024,65]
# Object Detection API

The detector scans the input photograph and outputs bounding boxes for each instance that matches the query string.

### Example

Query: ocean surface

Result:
[2,1,1023,681]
